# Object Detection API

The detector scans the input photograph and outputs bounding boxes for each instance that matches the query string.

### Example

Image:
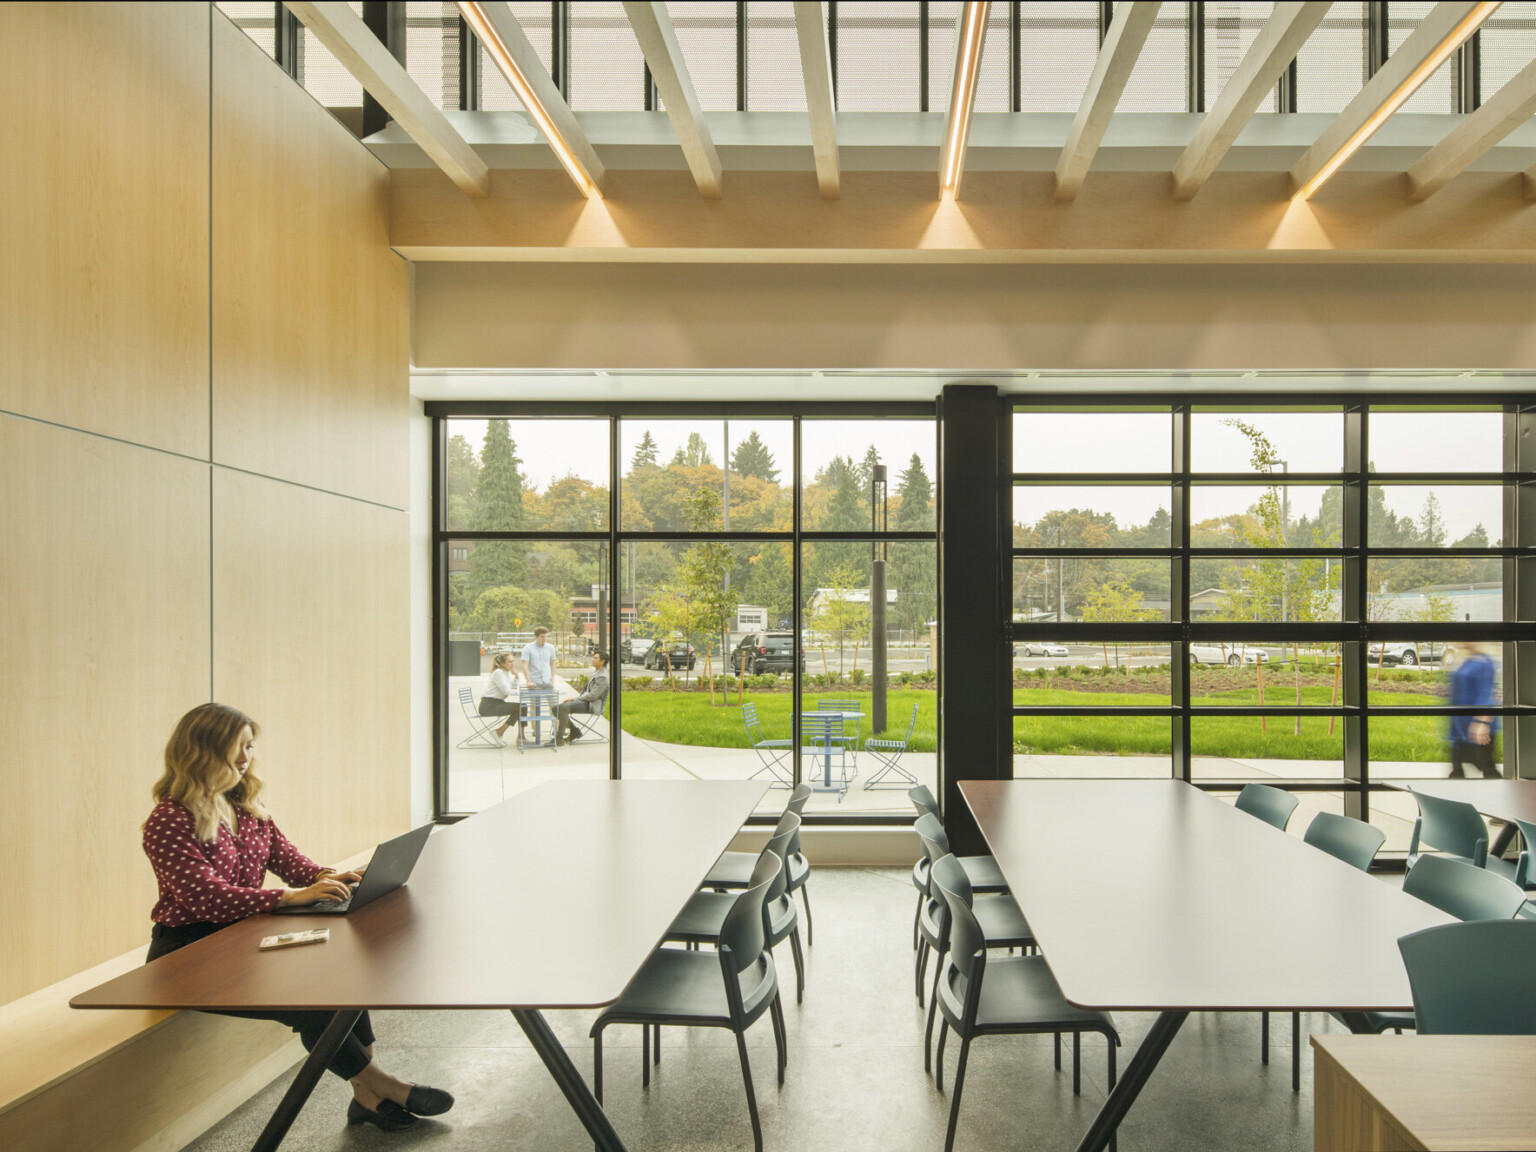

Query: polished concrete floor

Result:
[184,867,1336,1152]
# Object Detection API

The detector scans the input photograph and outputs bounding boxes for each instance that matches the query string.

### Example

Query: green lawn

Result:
[615,685,1483,762]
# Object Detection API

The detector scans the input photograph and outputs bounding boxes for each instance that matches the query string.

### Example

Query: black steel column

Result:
[939,384,1008,855]
[361,2,406,137]
[1172,406,1191,780]
[1187,1,1204,113]
[1343,405,1367,819]
[275,2,302,80]
[459,15,480,110]
[1509,405,1534,778]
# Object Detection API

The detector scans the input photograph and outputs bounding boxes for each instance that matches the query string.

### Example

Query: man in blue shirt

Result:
[518,627,555,739]
[1448,642,1500,779]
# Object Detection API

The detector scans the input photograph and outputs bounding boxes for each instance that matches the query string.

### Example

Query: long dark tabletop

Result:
[74,780,766,1012]
[962,779,1452,1013]
[1382,779,1536,827]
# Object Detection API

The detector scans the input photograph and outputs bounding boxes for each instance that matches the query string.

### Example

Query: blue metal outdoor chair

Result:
[800,712,850,800]
[815,699,861,777]
[742,702,792,788]
[865,701,921,789]
[567,677,612,745]
[456,686,505,750]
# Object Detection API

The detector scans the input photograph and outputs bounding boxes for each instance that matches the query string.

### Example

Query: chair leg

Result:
[642,1024,650,1088]
[789,926,806,1004]
[769,993,787,1084]
[923,947,944,1074]
[592,1028,604,1105]
[943,1036,972,1152]
[654,1024,661,1064]
[734,1030,764,1152]
[915,938,929,1005]
[1073,1031,1081,1095]
[1261,1011,1269,1064]
[1292,1011,1301,1093]
[913,892,923,950]
[1108,1038,1118,1152]
[936,1019,949,1091]
[799,882,813,946]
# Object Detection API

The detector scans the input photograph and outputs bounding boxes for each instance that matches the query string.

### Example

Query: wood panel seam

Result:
[0,409,214,467]
[210,462,409,513]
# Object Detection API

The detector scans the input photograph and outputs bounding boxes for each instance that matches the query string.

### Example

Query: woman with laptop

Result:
[141,703,455,1133]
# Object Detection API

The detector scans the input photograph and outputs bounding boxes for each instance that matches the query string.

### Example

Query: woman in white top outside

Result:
[478,651,519,744]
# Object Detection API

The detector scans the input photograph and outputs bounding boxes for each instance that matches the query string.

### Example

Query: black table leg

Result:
[252,1009,362,1152]
[1075,1010,1188,1152]
[512,1008,628,1152]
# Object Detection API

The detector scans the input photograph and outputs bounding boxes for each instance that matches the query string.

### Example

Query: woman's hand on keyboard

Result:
[277,876,355,907]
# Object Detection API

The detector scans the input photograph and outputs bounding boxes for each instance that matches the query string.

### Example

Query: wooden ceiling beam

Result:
[793,1,839,199]
[623,2,721,199]
[1408,54,1536,199]
[1172,2,1333,200]
[1055,1,1163,202]
[284,1,489,196]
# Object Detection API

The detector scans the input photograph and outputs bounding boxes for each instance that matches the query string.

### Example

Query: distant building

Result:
[806,587,897,615]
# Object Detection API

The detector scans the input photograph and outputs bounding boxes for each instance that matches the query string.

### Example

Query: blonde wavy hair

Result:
[151,703,270,842]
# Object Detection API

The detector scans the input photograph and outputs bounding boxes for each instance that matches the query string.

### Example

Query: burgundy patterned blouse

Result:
[144,800,325,926]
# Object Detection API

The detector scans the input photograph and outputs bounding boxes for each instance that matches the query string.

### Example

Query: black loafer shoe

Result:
[405,1084,455,1116]
[347,1098,417,1131]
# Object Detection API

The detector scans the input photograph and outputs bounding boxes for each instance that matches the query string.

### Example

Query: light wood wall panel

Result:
[0,415,211,1003]
[411,261,1536,372]
[212,469,410,869]
[211,14,409,510]
[0,3,209,458]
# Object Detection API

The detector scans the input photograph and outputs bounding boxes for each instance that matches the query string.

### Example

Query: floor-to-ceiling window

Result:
[1008,398,1533,852]
[432,405,937,820]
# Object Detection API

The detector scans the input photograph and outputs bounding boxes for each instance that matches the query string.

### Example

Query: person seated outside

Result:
[557,650,610,745]
[478,651,519,745]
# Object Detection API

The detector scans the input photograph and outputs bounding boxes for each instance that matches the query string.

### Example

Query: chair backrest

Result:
[928,852,974,913]
[899,701,920,742]
[458,686,476,709]
[801,713,842,739]
[1399,920,1536,1035]
[1403,854,1527,922]
[932,868,985,986]
[718,854,778,978]
[817,699,858,713]
[1303,812,1387,873]
[761,815,799,905]
[1411,789,1490,865]
[786,783,812,817]
[909,784,939,818]
[913,811,950,863]
[1234,783,1299,831]
[1514,817,1536,889]
[742,702,765,741]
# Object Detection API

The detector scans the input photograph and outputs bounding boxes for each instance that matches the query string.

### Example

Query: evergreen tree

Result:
[445,432,480,530]
[856,444,883,497]
[468,419,529,590]
[744,544,794,628]
[631,430,659,471]
[893,454,933,530]
[888,455,936,638]
[1418,492,1447,547]
[670,446,687,466]
[808,458,867,592]
[731,430,780,482]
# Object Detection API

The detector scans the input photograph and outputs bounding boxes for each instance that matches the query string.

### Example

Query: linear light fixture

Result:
[1293,1,1499,201]
[939,1,991,199]
[459,1,602,198]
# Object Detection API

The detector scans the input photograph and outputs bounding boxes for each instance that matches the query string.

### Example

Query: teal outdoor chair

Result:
[931,869,1120,1152]
[591,856,785,1152]
[801,712,850,800]
[815,698,862,776]
[865,702,921,789]
[1233,783,1299,831]
[742,702,792,788]
[1398,919,1536,1035]
[1266,812,1388,1091]
[1345,854,1527,1036]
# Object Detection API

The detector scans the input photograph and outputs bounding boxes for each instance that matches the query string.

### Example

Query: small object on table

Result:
[260,929,330,951]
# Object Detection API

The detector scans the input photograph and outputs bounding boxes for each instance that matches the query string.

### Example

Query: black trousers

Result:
[147,922,375,1080]
[477,697,516,717]
[1449,739,1498,779]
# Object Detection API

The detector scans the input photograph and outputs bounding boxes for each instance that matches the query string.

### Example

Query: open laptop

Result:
[272,823,434,916]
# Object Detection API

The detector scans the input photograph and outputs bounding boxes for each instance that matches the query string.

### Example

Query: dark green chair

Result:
[591,855,785,1152]
[703,783,811,888]
[1406,788,1492,870]
[931,869,1120,1152]
[1398,919,1536,1034]
[668,814,806,1003]
[919,852,1035,1074]
[1233,782,1299,831]
[1348,854,1527,1036]
[908,791,1009,952]
[1268,812,1388,1090]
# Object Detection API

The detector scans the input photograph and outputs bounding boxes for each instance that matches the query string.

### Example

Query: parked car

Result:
[620,637,656,666]
[1017,642,1069,658]
[1189,644,1269,666]
[1368,642,1449,667]
[731,631,806,675]
[645,639,696,672]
